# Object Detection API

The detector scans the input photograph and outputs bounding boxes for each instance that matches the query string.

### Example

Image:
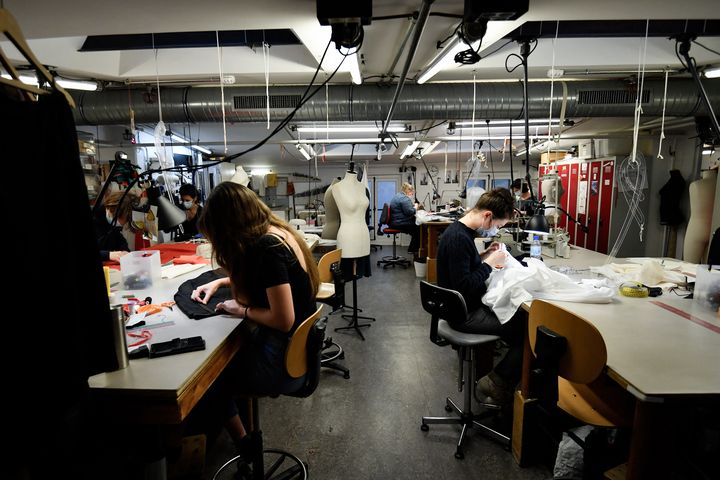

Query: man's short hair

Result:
[179,183,199,198]
[474,188,515,219]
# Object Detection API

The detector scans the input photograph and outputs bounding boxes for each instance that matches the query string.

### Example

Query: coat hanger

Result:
[0,8,75,107]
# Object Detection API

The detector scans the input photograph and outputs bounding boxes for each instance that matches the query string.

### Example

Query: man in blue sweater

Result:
[437,188,523,405]
[389,182,420,255]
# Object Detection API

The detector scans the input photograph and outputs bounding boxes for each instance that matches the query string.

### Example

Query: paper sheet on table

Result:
[483,257,615,324]
[161,263,205,279]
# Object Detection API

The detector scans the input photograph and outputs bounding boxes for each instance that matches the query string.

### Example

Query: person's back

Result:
[389,191,415,226]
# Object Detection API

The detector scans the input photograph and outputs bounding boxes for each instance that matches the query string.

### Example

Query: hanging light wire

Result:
[216,31,228,155]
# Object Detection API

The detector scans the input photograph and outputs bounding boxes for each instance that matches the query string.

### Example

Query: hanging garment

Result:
[483,257,615,324]
[658,169,686,225]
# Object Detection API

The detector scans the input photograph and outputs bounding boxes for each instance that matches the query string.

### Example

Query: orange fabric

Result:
[173,255,210,265]
[141,243,199,265]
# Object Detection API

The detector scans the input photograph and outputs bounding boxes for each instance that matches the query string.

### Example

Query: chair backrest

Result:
[317,248,342,283]
[419,281,468,345]
[708,227,720,266]
[528,300,607,385]
[379,203,390,227]
[283,305,326,399]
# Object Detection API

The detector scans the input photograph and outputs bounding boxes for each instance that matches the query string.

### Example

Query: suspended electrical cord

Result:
[486,120,495,181]
[471,71,477,164]
[216,31,228,155]
[547,21,559,162]
[263,37,271,130]
[657,69,669,159]
[152,34,163,124]
[693,39,720,56]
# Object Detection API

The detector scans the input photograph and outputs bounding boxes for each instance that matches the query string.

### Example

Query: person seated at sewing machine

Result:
[389,182,420,256]
[511,178,534,216]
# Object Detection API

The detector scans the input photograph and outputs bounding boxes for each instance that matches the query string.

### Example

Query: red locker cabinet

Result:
[538,158,616,254]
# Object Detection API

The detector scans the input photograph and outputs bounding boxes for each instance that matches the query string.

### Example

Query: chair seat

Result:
[316,282,335,300]
[383,228,402,234]
[437,319,500,347]
[557,377,635,428]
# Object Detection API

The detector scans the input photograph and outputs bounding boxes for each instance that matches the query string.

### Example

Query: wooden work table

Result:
[418,220,453,282]
[513,246,720,478]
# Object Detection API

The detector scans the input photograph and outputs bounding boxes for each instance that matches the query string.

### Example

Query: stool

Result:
[377,225,410,269]
[419,281,510,459]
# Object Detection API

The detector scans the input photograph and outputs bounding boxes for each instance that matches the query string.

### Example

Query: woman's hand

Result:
[109,251,128,262]
[483,249,507,269]
[215,299,246,317]
[480,241,501,258]
[191,279,222,304]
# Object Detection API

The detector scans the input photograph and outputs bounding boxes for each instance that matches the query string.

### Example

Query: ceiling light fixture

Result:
[296,143,316,160]
[457,119,560,126]
[165,131,211,155]
[1,73,99,91]
[295,125,407,133]
[704,66,720,79]
[400,141,421,159]
[347,51,362,85]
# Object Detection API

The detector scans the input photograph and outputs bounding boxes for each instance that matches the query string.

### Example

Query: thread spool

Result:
[619,282,649,298]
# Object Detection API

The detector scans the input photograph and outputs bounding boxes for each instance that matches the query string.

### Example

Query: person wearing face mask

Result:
[176,183,203,241]
[511,178,534,215]
[95,190,137,262]
[436,188,524,405]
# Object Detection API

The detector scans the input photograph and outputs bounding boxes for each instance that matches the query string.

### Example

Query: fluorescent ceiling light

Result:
[295,125,407,133]
[401,141,421,159]
[293,137,414,144]
[167,132,211,154]
[169,134,188,144]
[419,141,439,156]
[1,73,98,91]
[250,168,272,176]
[702,149,715,155]
[191,145,212,155]
[457,119,560,126]
[346,51,362,85]
[296,144,315,160]
[417,35,476,84]
[704,66,720,79]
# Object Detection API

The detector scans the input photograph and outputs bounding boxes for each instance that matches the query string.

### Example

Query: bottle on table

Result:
[530,235,542,259]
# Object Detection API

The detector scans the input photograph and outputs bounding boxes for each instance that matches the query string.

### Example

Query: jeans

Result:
[452,304,525,385]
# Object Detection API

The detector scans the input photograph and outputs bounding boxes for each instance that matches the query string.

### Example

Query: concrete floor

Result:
[203,249,550,480]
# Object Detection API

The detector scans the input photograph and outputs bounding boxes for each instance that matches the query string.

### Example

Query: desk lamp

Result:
[145,185,186,233]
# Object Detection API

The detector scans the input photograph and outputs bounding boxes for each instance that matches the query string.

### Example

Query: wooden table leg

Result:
[512,314,536,466]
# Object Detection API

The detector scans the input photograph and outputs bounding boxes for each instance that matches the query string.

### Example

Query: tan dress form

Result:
[332,171,370,258]
[321,178,341,240]
[684,169,717,263]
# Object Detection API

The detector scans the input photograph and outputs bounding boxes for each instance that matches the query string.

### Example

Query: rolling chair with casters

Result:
[525,300,634,476]
[418,281,510,459]
[213,306,325,480]
[315,249,350,379]
[377,203,410,269]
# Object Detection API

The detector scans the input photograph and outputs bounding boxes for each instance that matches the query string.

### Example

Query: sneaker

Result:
[476,372,514,405]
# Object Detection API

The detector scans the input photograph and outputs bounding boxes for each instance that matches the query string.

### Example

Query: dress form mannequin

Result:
[332,170,371,258]
[230,166,250,187]
[684,169,718,263]
[322,178,341,240]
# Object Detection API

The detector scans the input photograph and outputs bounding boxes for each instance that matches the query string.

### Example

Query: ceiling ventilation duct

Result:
[72,79,719,125]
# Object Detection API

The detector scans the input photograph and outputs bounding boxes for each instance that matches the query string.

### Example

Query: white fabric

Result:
[483,257,615,324]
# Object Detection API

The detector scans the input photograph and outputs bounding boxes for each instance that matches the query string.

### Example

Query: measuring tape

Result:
[619,282,649,298]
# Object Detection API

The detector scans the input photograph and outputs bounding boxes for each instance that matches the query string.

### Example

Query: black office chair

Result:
[213,307,325,480]
[377,203,411,269]
[419,281,510,459]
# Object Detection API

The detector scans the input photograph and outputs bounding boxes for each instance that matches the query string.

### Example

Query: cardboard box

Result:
[540,151,566,164]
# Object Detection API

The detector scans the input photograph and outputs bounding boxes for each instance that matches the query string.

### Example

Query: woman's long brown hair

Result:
[198,182,319,300]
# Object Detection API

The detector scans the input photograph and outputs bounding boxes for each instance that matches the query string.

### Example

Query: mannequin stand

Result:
[335,259,375,341]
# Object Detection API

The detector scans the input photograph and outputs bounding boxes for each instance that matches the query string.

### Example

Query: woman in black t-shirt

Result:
[190,182,319,452]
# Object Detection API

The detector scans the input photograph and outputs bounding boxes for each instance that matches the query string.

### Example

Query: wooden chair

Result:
[213,306,325,480]
[315,249,350,379]
[527,300,635,473]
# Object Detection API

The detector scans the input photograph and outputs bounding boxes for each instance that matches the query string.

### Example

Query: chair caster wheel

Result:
[339,353,345,360]
[377,261,381,266]
[445,404,452,412]
[420,424,429,432]
[455,450,464,460]
[343,372,350,379]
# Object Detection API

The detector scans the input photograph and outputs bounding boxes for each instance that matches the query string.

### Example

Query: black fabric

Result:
[437,221,492,313]
[174,269,233,319]
[2,91,117,474]
[341,256,372,280]
[658,169,686,226]
[708,227,720,266]
[390,223,420,253]
[464,305,524,384]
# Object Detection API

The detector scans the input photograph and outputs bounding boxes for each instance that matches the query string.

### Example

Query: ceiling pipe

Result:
[72,79,720,125]
[379,0,434,140]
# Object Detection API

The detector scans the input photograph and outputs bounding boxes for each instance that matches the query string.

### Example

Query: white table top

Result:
[89,266,242,396]
[534,247,720,399]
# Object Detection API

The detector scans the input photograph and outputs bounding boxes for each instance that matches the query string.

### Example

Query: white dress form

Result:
[332,171,370,258]
[684,169,718,263]
[321,178,341,240]
[230,166,250,187]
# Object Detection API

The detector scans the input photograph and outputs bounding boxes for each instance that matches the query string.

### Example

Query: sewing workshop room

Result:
[4,0,720,479]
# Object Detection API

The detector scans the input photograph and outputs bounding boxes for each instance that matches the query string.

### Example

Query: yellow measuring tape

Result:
[619,282,649,298]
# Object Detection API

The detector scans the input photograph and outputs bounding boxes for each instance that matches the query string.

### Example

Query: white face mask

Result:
[105,211,114,224]
[182,201,194,209]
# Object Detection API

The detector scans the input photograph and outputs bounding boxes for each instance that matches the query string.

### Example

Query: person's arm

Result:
[218,283,295,332]
[445,235,493,297]
[399,195,417,218]
[191,277,231,304]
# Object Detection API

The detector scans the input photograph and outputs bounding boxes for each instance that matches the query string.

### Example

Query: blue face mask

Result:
[477,226,498,237]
